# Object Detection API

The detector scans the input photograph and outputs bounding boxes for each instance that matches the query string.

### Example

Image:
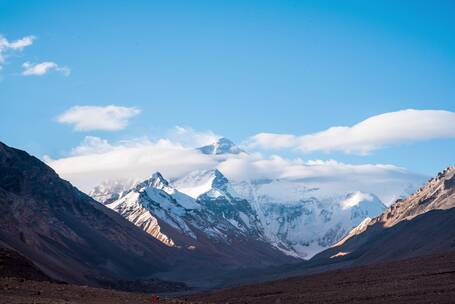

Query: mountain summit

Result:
[105,170,295,275]
[197,137,244,155]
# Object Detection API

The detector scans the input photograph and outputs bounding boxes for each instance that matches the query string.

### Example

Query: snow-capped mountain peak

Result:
[92,169,388,259]
[197,137,244,155]
[139,171,171,190]
[171,169,231,199]
[105,169,271,249]
[212,169,229,188]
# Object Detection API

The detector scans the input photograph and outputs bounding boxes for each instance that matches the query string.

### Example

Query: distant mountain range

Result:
[187,165,455,289]
[90,138,390,259]
[104,170,293,275]
[2,139,454,293]
[91,168,387,259]
[0,141,294,289]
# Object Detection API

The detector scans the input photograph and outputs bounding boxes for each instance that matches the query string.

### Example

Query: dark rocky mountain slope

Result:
[0,248,52,282]
[0,142,186,287]
[0,142,296,290]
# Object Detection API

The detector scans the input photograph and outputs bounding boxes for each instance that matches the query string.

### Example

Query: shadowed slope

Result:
[0,142,180,286]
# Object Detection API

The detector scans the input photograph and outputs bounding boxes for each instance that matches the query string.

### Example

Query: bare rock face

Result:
[376,166,455,227]
[312,166,455,266]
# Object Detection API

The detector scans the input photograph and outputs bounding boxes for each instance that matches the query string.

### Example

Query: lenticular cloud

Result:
[247,109,455,154]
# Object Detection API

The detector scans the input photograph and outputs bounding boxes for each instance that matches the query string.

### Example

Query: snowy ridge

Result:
[107,173,225,242]
[172,169,263,238]
[107,191,176,247]
[230,180,386,258]
[334,217,372,247]
[171,169,227,199]
[106,170,268,250]
[89,139,398,259]
[97,168,386,259]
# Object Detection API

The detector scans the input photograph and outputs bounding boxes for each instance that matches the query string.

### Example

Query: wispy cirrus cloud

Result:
[0,35,35,69]
[57,105,141,131]
[22,61,70,76]
[247,109,455,154]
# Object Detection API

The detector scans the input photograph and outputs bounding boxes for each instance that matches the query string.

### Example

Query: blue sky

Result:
[1,0,455,178]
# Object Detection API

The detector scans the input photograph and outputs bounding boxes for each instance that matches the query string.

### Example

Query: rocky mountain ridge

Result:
[0,142,176,286]
[0,141,296,290]
[311,166,455,267]
[336,166,455,246]
[97,168,386,259]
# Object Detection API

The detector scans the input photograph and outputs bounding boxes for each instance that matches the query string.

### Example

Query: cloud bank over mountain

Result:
[47,108,455,205]
[45,133,425,205]
[45,136,216,192]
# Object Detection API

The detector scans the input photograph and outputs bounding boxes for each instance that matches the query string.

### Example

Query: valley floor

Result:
[0,277,194,304]
[187,251,455,304]
[2,251,455,304]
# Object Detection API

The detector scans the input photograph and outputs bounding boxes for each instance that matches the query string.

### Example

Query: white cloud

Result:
[247,109,455,154]
[216,153,424,204]
[46,136,217,192]
[246,133,298,150]
[0,35,35,68]
[3,36,35,50]
[340,192,373,210]
[0,35,69,76]
[57,105,141,131]
[46,135,425,205]
[22,61,70,76]
[69,136,114,155]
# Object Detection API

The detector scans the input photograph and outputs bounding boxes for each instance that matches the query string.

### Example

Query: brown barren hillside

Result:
[188,251,455,304]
